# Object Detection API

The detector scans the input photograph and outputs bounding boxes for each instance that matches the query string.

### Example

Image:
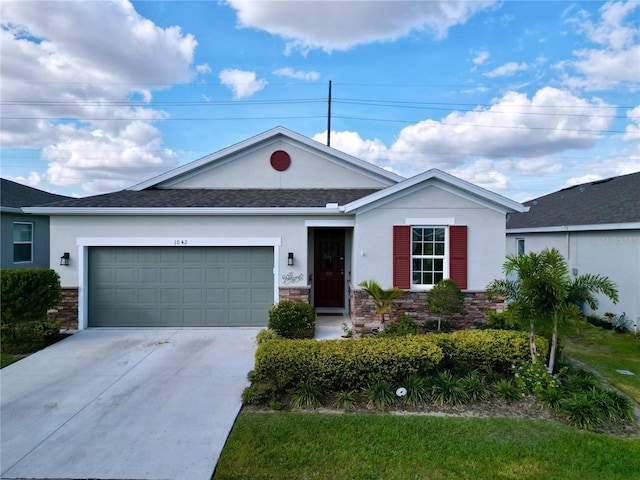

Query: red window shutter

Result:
[449,225,468,290]
[393,225,411,289]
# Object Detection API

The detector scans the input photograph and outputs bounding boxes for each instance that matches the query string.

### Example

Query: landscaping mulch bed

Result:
[244,394,640,438]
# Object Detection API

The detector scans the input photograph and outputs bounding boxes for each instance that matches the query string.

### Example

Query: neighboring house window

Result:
[393,225,467,290]
[13,222,34,263]
[516,238,525,255]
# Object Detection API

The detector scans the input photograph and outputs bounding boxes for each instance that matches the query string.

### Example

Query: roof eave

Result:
[23,206,349,216]
[507,222,640,233]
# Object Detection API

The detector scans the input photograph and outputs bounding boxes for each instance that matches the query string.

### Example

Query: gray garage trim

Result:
[88,246,273,327]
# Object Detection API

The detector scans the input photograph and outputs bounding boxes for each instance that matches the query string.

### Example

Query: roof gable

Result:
[130,126,403,191]
[507,171,640,231]
[345,169,527,214]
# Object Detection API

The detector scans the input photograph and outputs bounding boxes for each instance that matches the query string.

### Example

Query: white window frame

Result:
[516,238,525,255]
[410,225,449,290]
[13,222,34,263]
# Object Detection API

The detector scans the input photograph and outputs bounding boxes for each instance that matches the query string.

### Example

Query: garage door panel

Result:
[183,268,203,283]
[89,246,274,327]
[161,288,182,304]
[138,268,159,283]
[115,288,135,304]
[115,268,135,283]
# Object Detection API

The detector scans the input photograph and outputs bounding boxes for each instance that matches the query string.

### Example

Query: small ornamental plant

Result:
[512,360,560,395]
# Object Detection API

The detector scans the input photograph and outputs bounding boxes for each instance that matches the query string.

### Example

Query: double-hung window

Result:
[411,226,447,288]
[393,224,467,290]
[13,222,34,263]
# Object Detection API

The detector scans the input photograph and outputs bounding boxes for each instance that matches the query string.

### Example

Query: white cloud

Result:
[623,106,640,142]
[484,62,529,78]
[515,157,563,176]
[0,0,197,194]
[562,1,640,90]
[43,122,177,195]
[225,0,497,53]
[219,69,268,99]
[471,50,490,66]
[385,87,614,174]
[450,159,512,192]
[312,130,391,168]
[273,67,320,81]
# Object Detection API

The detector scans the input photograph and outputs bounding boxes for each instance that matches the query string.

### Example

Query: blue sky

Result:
[1,0,638,201]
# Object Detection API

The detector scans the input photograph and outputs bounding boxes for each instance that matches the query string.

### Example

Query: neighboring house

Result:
[1,178,70,269]
[25,127,526,331]
[506,172,640,331]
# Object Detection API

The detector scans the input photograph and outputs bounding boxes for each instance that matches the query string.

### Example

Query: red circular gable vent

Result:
[270,150,291,171]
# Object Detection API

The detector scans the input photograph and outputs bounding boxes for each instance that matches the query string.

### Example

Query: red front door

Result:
[314,229,345,308]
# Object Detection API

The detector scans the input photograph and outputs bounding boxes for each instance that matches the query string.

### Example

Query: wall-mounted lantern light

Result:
[60,252,70,266]
[287,252,294,266]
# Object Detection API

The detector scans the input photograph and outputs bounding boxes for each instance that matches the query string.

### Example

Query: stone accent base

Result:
[349,282,506,333]
[279,285,311,303]
[49,287,79,330]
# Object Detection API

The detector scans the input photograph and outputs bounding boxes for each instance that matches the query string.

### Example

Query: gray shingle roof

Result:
[39,188,383,208]
[507,172,640,229]
[1,178,70,208]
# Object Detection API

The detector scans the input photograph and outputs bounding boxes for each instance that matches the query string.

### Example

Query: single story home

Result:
[1,178,69,269]
[506,172,640,331]
[26,127,526,331]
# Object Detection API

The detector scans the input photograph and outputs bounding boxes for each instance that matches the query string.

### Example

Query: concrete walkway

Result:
[1,328,259,480]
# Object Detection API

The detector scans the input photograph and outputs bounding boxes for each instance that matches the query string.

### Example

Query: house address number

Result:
[174,240,188,245]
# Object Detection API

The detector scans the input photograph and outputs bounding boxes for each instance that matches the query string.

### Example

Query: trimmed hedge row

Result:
[427,329,549,373]
[253,336,444,391]
[252,330,546,394]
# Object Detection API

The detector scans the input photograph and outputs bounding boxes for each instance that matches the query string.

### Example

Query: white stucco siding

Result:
[49,214,327,288]
[506,230,640,329]
[352,186,507,290]
[163,141,391,189]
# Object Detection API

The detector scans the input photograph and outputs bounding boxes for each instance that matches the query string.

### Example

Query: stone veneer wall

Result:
[349,282,506,333]
[49,287,79,330]
[279,286,311,303]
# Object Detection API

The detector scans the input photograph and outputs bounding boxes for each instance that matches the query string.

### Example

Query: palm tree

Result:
[486,248,618,372]
[358,280,404,330]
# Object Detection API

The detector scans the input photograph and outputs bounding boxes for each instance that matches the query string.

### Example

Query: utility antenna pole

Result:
[327,80,332,146]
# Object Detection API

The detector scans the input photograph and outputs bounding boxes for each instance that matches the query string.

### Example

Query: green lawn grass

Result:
[214,412,640,480]
[0,352,28,368]
[562,325,640,402]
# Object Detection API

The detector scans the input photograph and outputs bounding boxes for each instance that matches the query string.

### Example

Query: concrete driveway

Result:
[1,328,260,480]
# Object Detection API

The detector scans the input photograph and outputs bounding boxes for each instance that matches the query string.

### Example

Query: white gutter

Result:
[23,206,347,216]
[507,222,640,234]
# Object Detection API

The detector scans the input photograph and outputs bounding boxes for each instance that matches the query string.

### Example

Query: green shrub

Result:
[494,380,522,402]
[256,328,281,344]
[463,371,490,402]
[253,336,444,392]
[426,279,465,331]
[481,310,521,330]
[241,383,273,405]
[334,390,358,410]
[403,374,430,406]
[430,371,468,406]
[1,268,61,325]
[560,394,604,430]
[539,386,564,411]
[366,380,396,409]
[383,315,419,336]
[267,301,316,339]
[290,380,324,409]
[512,361,560,395]
[428,330,548,373]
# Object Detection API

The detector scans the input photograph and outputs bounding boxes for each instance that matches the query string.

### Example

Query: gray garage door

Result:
[88,246,273,327]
